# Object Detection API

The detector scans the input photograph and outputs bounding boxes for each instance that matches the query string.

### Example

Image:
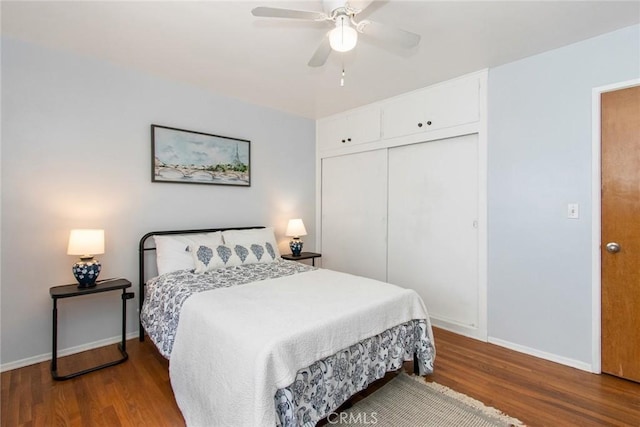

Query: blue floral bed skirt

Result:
[275,319,435,427]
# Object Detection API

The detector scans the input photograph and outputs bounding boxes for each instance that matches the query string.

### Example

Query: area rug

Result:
[337,373,525,426]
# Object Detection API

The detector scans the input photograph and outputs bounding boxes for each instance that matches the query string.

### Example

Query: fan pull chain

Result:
[340,68,345,87]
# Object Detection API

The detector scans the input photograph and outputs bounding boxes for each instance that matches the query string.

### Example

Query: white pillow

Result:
[221,227,281,258]
[154,232,223,275]
[191,242,278,273]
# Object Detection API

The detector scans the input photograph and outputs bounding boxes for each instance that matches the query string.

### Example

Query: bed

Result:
[138,226,435,427]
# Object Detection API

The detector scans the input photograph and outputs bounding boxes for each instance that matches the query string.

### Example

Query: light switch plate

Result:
[568,203,579,219]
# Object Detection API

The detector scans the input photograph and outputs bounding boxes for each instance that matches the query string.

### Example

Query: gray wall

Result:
[1,37,316,367]
[4,23,640,370]
[488,24,639,365]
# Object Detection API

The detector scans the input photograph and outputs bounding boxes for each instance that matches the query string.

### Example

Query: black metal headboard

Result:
[138,226,264,341]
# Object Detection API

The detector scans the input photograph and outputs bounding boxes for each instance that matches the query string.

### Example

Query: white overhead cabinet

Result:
[382,76,480,140]
[317,71,487,340]
[317,105,381,152]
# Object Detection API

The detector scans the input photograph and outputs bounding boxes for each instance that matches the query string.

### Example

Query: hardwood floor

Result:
[2,327,639,426]
[426,329,640,427]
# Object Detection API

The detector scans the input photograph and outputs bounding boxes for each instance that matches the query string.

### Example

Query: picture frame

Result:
[151,124,251,186]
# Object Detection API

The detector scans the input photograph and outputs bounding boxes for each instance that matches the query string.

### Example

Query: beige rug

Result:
[338,373,525,426]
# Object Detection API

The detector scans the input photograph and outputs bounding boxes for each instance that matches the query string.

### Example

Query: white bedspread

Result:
[169,268,430,427]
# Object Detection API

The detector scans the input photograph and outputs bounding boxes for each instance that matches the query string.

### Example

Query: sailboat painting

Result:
[151,124,250,186]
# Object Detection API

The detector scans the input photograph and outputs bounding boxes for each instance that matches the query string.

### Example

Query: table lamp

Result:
[67,229,105,288]
[286,219,307,257]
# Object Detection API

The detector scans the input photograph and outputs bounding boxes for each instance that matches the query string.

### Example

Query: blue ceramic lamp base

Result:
[72,257,102,288]
[289,238,303,257]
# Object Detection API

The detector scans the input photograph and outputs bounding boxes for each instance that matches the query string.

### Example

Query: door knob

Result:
[605,242,621,254]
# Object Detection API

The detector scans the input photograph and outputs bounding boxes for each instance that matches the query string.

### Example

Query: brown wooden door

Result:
[601,85,640,383]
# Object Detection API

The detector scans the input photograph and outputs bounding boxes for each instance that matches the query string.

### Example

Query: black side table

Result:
[281,252,322,266]
[49,278,134,380]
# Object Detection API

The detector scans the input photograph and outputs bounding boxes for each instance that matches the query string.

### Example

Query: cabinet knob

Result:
[341,139,346,143]
[417,122,423,128]
[347,138,352,142]
[427,121,432,126]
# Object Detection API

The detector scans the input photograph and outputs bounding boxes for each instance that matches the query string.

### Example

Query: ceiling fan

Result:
[251,0,421,67]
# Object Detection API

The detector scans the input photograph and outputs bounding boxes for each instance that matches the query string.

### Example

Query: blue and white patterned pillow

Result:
[154,232,223,275]
[191,242,278,273]
[222,228,281,258]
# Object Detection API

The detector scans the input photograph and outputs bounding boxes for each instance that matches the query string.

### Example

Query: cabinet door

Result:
[321,150,388,281]
[348,106,381,145]
[318,106,381,151]
[381,92,425,139]
[387,134,479,328]
[382,76,481,140]
[423,77,480,132]
[317,116,348,152]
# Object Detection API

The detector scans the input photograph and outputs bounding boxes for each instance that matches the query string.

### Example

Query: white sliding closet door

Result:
[321,150,387,281]
[388,134,479,329]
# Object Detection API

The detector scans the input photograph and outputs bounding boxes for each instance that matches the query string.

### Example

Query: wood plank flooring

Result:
[2,327,639,426]
[426,329,640,427]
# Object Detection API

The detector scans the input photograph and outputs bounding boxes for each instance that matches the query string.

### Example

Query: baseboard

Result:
[3,330,593,374]
[0,331,139,373]
[431,316,487,342]
[488,336,593,372]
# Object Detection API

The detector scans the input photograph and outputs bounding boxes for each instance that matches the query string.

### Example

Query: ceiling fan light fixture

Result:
[329,15,358,52]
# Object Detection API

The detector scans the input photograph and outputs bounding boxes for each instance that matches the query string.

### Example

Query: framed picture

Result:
[151,124,251,186]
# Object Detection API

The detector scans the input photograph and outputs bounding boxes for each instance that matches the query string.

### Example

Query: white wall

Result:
[487,24,640,368]
[0,37,316,368]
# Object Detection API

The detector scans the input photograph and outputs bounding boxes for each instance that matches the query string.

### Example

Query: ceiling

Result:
[2,1,639,119]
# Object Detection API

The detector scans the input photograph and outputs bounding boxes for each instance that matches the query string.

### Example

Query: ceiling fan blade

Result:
[308,34,332,67]
[347,0,374,14]
[251,7,327,21]
[357,20,421,48]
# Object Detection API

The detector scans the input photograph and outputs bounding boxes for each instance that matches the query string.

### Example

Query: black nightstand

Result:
[281,252,322,266]
[49,278,134,380]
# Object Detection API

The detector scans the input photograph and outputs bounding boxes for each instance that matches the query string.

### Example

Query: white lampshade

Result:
[67,229,105,257]
[286,219,307,238]
[329,15,358,52]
